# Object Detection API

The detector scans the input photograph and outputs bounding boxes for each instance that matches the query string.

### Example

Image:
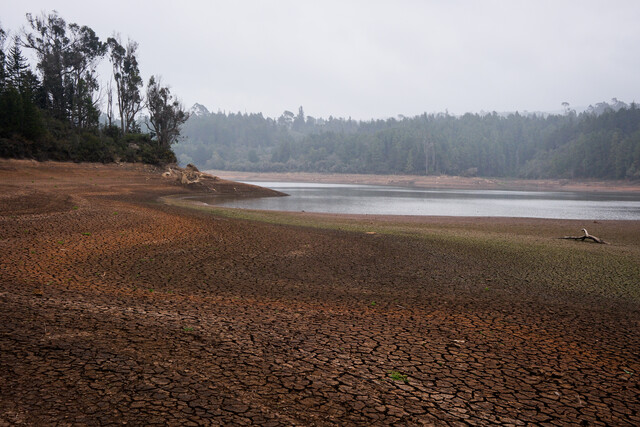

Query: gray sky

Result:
[2,0,640,119]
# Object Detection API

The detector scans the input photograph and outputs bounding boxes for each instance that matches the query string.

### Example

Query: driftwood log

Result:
[559,228,608,244]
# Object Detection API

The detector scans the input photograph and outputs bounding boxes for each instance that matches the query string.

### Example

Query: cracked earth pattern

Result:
[1,160,639,426]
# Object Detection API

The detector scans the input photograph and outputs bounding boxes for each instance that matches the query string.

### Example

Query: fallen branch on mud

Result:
[559,228,608,244]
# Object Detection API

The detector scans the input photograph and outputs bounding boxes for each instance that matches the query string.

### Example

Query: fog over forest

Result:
[175,100,640,180]
[1,3,639,180]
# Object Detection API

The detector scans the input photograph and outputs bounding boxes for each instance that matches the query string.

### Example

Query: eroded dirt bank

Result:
[1,160,639,425]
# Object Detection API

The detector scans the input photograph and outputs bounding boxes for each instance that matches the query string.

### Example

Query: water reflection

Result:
[192,181,640,220]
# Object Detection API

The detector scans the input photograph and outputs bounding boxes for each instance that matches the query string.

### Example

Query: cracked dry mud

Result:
[1,160,639,426]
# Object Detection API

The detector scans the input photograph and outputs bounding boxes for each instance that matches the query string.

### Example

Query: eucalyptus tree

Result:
[66,23,105,128]
[23,11,106,128]
[146,76,189,149]
[107,36,143,134]
[292,106,305,131]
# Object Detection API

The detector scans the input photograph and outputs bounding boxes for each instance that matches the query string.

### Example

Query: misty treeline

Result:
[0,11,188,164]
[176,102,640,180]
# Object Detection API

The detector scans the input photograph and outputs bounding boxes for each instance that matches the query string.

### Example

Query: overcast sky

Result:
[2,1,640,119]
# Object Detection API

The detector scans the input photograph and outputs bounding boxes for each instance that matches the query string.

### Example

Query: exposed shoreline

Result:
[207,169,640,193]
[1,159,639,425]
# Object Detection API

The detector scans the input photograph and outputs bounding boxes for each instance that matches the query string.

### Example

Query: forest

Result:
[0,12,188,164]
[2,13,638,180]
[175,101,640,180]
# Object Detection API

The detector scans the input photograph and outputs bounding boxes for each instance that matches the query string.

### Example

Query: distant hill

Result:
[189,103,211,118]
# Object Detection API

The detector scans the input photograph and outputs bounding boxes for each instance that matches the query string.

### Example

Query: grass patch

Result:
[162,195,640,303]
[388,370,408,382]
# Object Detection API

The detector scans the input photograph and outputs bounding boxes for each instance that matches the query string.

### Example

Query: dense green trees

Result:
[0,11,186,165]
[2,11,637,178]
[0,30,43,144]
[23,12,106,128]
[175,103,640,180]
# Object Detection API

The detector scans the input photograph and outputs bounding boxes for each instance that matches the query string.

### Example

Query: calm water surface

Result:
[195,181,640,220]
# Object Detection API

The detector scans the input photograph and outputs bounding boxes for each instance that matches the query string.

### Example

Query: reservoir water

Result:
[196,181,640,220]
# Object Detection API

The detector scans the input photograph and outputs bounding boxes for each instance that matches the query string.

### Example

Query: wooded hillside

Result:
[175,103,640,180]
[0,12,187,165]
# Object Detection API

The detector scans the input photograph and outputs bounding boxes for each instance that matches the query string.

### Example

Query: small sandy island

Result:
[208,170,640,193]
[1,159,639,425]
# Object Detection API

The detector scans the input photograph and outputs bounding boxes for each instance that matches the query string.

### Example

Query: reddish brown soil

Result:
[1,160,639,425]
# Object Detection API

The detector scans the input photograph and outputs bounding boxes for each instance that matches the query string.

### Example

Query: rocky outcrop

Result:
[162,164,286,197]
[162,164,213,185]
